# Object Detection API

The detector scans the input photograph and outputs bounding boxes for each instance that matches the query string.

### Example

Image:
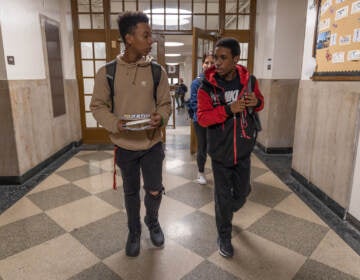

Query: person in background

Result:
[174,78,187,109]
[189,53,214,185]
[90,11,171,257]
[197,38,264,258]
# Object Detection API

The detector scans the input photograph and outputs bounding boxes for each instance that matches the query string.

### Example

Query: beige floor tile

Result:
[0,234,98,280]
[253,171,291,191]
[198,201,215,217]
[233,200,272,229]
[0,197,42,227]
[56,157,88,172]
[77,151,98,156]
[163,173,191,191]
[275,194,328,227]
[310,230,360,278]
[251,154,269,170]
[46,196,118,232]
[140,195,195,229]
[164,158,186,170]
[103,239,203,280]
[166,126,190,135]
[88,158,114,172]
[208,230,306,280]
[28,174,69,194]
[199,200,271,231]
[73,172,115,194]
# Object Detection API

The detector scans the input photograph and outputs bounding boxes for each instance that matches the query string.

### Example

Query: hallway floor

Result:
[0,122,359,279]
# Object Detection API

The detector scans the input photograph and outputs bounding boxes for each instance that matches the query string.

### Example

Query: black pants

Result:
[116,142,165,233]
[212,157,251,239]
[194,122,207,173]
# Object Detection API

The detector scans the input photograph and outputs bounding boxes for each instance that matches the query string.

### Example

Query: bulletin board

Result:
[313,0,360,80]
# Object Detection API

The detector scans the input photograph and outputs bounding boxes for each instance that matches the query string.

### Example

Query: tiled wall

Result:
[257,79,299,149]
[292,80,360,207]
[0,80,19,176]
[7,79,81,176]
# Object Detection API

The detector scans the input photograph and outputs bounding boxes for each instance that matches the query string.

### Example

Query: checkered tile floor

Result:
[0,126,359,280]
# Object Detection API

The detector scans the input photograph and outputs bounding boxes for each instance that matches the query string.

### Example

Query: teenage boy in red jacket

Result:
[197,37,264,258]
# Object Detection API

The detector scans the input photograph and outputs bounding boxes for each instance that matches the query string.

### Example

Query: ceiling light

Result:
[144,8,191,26]
[165,53,181,57]
[165,42,184,47]
[166,63,179,65]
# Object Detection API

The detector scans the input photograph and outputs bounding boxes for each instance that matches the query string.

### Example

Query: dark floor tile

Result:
[68,262,123,280]
[293,259,359,280]
[181,260,239,280]
[56,165,104,182]
[96,188,125,210]
[70,212,127,259]
[249,181,291,207]
[248,210,329,256]
[166,211,223,258]
[250,166,268,180]
[0,213,65,260]
[76,151,113,162]
[166,182,213,209]
[27,184,90,210]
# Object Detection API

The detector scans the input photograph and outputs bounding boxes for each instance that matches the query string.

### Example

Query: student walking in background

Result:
[189,53,214,185]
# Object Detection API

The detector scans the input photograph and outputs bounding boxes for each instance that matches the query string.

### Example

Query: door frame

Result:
[190,28,217,154]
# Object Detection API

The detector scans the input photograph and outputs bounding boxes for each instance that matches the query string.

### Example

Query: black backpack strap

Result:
[247,74,262,132]
[150,61,161,104]
[248,74,256,92]
[105,59,117,113]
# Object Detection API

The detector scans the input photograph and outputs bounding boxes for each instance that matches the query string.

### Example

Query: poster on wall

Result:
[313,0,360,80]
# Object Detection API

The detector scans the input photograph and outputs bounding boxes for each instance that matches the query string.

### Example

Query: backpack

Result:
[105,59,162,112]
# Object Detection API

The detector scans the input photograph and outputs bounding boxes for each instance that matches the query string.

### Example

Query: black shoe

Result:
[126,231,141,257]
[218,237,234,258]
[145,217,164,247]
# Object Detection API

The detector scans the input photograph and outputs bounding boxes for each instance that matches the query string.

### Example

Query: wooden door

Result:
[190,28,217,154]
[72,0,165,144]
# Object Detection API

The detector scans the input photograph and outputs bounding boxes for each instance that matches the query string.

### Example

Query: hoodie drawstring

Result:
[113,146,118,190]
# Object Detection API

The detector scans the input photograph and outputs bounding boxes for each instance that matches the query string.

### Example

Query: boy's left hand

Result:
[245,92,258,107]
[150,112,162,127]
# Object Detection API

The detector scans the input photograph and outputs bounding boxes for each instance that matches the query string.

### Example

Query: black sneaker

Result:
[145,217,165,247]
[125,231,141,257]
[218,237,234,258]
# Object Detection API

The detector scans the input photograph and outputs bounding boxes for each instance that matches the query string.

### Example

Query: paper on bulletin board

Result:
[314,0,360,77]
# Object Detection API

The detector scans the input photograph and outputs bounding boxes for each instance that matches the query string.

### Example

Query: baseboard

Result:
[346,213,360,232]
[256,142,293,154]
[0,140,82,185]
[291,168,346,219]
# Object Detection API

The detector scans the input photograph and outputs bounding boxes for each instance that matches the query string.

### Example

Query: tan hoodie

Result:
[90,55,172,151]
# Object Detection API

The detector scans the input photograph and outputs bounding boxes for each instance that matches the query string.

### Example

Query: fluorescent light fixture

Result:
[144,8,191,26]
[165,53,181,57]
[166,62,179,65]
[165,42,184,47]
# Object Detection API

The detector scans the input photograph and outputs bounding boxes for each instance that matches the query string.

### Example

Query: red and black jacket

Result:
[197,64,264,166]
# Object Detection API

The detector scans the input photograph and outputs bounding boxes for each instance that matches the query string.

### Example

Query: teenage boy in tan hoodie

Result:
[90,11,171,257]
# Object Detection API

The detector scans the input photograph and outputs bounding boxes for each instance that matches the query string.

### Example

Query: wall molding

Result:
[291,168,347,219]
[256,142,293,154]
[0,140,82,185]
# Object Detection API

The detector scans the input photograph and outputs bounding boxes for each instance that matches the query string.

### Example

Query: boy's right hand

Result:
[230,99,246,113]
[117,119,127,131]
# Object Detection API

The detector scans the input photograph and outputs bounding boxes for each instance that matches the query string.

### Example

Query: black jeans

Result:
[212,157,251,239]
[194,122,207,173]
[116,142,165,232]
